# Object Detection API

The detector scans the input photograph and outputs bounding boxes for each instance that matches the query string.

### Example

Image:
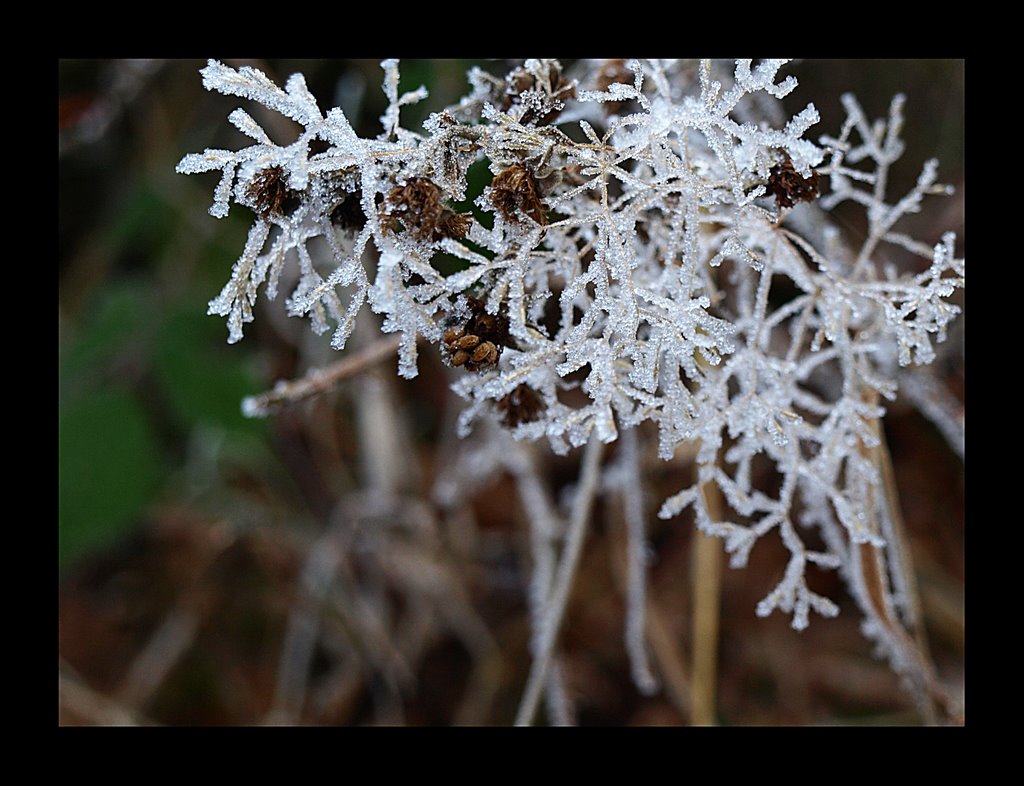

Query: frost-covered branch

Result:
[180,59,964,720]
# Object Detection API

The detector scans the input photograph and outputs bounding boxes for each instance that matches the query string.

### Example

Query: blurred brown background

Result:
[58,59,964,726]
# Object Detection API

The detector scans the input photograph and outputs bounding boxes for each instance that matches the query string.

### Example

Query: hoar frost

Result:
[179,59,963,688]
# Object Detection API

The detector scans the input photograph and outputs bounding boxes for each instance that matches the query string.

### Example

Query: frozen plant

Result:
[179,59,963,723]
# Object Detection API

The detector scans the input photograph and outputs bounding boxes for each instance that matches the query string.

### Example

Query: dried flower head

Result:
[766,154,820,209]
[442,297,511,372]
[381,177,442,239]
[317,170,367,232]
[381,177,471,241]
[438,211,472,240]
[496,384,545,427]
[181,60,964,711]
[489,164,547,225]
[246,165,303,220]
[503,59,577,126]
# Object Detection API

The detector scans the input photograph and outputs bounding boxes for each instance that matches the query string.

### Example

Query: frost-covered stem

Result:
[854,387,957,723]
[620,428,658,695]
[515,435,604,727]
[744,255,775,403]
[515,459,559,637]
[508,444,574,723]
[691,474,724,726]
[241,334,403,417]
[751,252,775,353]
[871,408,924,639]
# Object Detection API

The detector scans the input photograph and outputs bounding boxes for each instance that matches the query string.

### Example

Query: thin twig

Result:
[644,596,691,720]
[515,435,604,727]
[857,387,959,724]
[267,533,342,725]
[544,661,576,726]
[60,661,146,726]
[691,477,724,726]
[115,608,200,709]
[619,427,658,695]
[509,440,576,723]
[242,334,403,418]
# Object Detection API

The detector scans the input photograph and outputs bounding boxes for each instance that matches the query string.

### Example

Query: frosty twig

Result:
[242,334,403,417]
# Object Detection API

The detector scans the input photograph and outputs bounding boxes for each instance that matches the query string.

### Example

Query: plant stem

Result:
[242,334,403,417]
[514,435,604,727]
[691,477,724,726]
[858,387,958,724]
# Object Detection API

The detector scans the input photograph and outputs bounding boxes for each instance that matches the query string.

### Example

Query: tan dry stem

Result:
[858,387,958,724]
[691,475,724,726]
[243,334,403,417]
[514,435,604,726]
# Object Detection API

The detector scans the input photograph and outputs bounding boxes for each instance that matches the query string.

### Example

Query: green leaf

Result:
[60,283,150,402]
[154,304,265,437]
[59,390,161,565]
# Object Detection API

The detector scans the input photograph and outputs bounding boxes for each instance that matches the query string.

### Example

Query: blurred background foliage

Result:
[58,59,963,726]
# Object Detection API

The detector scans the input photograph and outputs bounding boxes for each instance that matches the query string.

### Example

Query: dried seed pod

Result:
[381,177,443,239]
[465,298,510,349]
[474,313,497,336]
[471,341,498,366]
[490,165,548,226]
[381,176,471,240]
[246,165,303,220]
[437,211,472,240]
[441,297,511,372]
[443,327,462,344]
[496,384,545,427]
[766,154,820,209]
[503,59,576,126]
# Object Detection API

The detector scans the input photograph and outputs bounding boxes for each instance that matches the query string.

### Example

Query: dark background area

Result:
[58,59,964,726]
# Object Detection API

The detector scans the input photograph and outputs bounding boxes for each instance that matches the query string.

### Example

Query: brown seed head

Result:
[443,327,462,344]
[381,177,443,240]
[471,341,498,366]
[503,60,576,126]
[766,155,820,209]
[437,211,472,240]
[381,177,471,241]
[247,165,303,220]
[490,165,547,226]
[441,297,511,372]
[496,384,546,427]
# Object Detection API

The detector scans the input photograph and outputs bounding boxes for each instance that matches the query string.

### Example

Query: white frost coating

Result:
[180,59,964,641]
